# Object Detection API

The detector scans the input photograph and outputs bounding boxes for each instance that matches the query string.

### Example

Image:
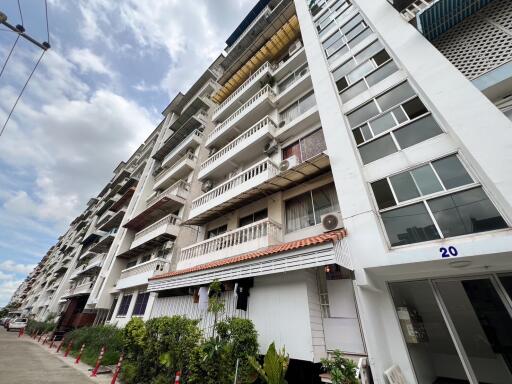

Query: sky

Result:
[0,0,256,306]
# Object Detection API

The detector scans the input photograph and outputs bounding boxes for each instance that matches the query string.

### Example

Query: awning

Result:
[417,0,494,41]
[148,229,350,291]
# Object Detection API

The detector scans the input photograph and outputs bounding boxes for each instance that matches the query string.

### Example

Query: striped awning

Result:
[417,0,494,41]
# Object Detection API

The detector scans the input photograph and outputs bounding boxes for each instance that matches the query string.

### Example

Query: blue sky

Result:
[0,0,255,306]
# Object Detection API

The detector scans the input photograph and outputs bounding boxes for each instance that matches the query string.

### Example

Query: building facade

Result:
[11,0,512,383]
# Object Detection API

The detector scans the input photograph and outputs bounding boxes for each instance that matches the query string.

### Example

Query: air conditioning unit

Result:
[202,179,213,192]
[279,155,299,172]
[288,40,303,56]
[321,212,344,232]
[264,139,278,156]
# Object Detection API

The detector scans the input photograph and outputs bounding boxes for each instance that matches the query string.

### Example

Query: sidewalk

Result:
[0,329,114,384]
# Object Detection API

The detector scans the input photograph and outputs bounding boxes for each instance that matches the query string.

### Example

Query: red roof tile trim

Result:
[150,229,347,281]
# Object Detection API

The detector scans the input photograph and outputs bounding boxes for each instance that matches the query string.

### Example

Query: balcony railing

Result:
[162,129,203,168]
[199,116,277,176]
[133,214,181,242]
[119,258,171,280]
[147,180,190,207]
[191,159,279,212]
[213,62,271,119]
[179,219,282,269]
[154,152,197,183]
[207,85,276,146]
[66,280,95,296]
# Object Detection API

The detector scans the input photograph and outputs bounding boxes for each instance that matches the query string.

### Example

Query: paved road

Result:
[0,329,95,384]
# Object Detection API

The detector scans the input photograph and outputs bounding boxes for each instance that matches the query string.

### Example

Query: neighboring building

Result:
[12,0,512,383]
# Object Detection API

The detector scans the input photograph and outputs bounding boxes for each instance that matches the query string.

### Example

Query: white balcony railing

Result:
[213,62,271,118]
[199,116,277,175]
[133,214,181,243]
[146,180,190,207]
[119,258,170,280]
[162,129,204,168]
[207,85,276,146]
[191,159,279,213]
[179,219,282,269]
[154,152,197,183]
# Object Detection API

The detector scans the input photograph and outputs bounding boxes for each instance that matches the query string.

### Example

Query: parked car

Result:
[6,318,27,331]
[0,317,8,326]
[3,317,13,329]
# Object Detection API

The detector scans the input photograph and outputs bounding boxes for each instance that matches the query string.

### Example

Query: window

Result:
[207,224,228,239]
[279,92,316,124]
[239,209,268,227]
[278,63,309,93]
[315,0,353,39]
[282,129,327,162]
[349,82,442,164]
[285,183,339,232]
[140,255,151,264]
[107,297,118,321]
[333,40,398,102]
[117,294,132,317]
[132,292,150,316]
[371,155,507,246]
[126,259,137,269]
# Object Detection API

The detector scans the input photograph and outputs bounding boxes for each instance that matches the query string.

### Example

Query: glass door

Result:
[433,276,512,384]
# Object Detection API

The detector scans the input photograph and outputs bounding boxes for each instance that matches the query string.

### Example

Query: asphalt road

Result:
[0,329,95,384]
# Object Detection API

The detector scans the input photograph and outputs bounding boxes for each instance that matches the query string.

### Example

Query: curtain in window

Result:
[282,141,302,162]
[313,183,340,223]
[285,194,315,232]
[301,129,327,160]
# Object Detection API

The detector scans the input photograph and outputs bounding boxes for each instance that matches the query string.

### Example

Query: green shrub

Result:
[321,350,359,384]
[26,319,56,334]
[63,325,123,366]
[248,342,289,384]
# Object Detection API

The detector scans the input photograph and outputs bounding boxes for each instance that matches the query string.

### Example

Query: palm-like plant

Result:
[248,342,289,384]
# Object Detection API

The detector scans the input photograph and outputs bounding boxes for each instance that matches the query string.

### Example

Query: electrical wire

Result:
[17,0,24,26]
[0,34,20,78]
[0,50,46,138]
[44,0,50,45]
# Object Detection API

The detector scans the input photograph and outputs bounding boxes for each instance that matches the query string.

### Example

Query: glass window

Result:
[432,155,473,189]
[285,183,339,232]
[239,209,268,227]
[207,224,228,239]
[394,115,443,149]
[354,40,383,63]
[117,294,132,316]
[402,97,428,119]
[389,172,420,202]
[301,129,327,160]
[359,134,397,164]
[365,61,398,87]
[312,183,340,223]
[126,259,137,269]
[285,193,315,233]
[140,255,151,263]
[371,179,396,209]
[106,297,118,321]
[369,112,396,135]
[376,82,415,112]
[347,100,380,127]
[410,165,443,195]
[381,203,440,246]
[340,80,367,102]
[428,187,507,237]
[282,141,302,162]
[333,59,356,82]
[132,292,150,316]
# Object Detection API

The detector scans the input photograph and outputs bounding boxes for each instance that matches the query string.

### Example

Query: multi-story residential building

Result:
[12,0,512,382]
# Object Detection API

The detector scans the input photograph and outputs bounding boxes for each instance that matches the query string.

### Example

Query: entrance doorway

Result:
[389,274,512,384]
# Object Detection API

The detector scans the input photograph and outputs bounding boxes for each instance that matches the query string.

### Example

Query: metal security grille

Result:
[433,0,512,80]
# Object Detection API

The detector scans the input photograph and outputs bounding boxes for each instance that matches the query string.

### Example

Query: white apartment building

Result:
[12,0,512,382]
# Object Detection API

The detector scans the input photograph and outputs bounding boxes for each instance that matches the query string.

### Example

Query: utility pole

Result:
[0,10,50,50]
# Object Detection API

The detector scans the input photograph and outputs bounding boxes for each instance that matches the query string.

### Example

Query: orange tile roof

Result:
[150,229,347,281]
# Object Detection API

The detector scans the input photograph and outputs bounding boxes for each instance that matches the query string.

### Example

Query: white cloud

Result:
[68,48,114,77]
[0,279,24,307]
[0,260,35,275]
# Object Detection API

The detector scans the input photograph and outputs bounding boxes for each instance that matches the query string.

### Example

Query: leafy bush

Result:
[63,325,123,366]
[249,342,289,384]
[189,318,259,384]
[321,350,359,384]
[26,319,56,334]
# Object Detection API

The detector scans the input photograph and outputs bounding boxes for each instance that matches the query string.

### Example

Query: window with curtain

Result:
[279,92,316,125]
[282,129,327,163]
[285,183,340,233]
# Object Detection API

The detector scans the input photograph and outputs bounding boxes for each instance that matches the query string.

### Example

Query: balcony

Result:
[276,106,320,142]
[189,159,279,224]
[131,214,181,249]
[64,280,95,298]
[89,230,117,253]
[153,153,197,191]
[116,258,171,290]
[98,209,125,232]
[276,66,312,109]
[178,219,282,270]
[161,129,203,169]
[212,62,272,122]
[198,116,277,181]
[206,85,276,149]
[71,254,104,279]
[124,180,189,231]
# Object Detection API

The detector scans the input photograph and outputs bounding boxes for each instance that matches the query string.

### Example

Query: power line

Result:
[0,50,46,138]
[44,0,50,45]
[0,34,20,78]
[17,0,23,26]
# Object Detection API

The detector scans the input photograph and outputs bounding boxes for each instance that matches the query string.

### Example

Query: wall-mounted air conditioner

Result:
[321,212,344,232]
[288,40,303,57]
[279,155,299,172]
